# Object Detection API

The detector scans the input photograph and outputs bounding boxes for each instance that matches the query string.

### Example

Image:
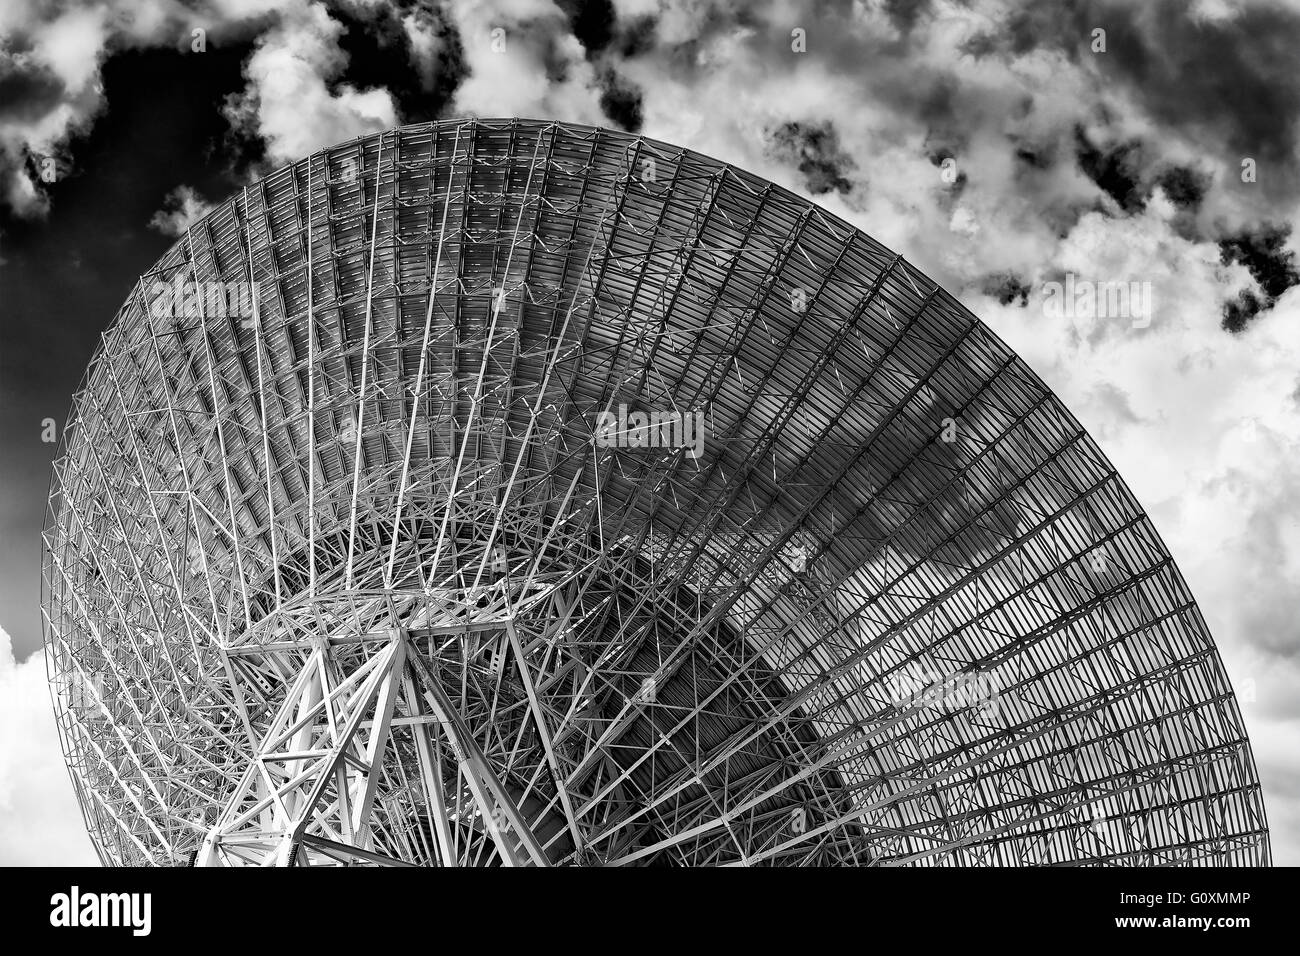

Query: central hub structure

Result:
[204,559,582,866]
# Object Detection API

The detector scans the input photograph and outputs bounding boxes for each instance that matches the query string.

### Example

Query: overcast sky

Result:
[0,0,1297,866]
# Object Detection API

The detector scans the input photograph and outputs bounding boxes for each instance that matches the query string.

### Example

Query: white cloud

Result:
[446,0,605,123]
[223,1,398,168]
[0,0,376,220]
[0,624,98,866]
[0,5,112,218]
[403,8,444,90]
[149,184,215,237]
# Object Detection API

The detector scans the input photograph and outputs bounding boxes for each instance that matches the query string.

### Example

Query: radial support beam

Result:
[402,670,458,867]
[406,641,551,867]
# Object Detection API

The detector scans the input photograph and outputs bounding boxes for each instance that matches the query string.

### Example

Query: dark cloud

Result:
[982,272,1031,307]
[769,120,857,196]
[1097,1,1300,198]
[1219,224,1300,332]
[1154,164,1208,211]
[967,1,1300,206]
[537,25,576,84]
[960,2,1093,60]
[1221,288,1265,335]
[1073,127,1145,214]
[0,56,65,124]
[1222,225,1300,300]
[883,0,934,34]
[1013,142,1055,171]
[548,0,644,129]
[913,74,968,160]
[598,68,643,133]
[617,14,658,58]
[556,0,617,56]
[330,0,465,119]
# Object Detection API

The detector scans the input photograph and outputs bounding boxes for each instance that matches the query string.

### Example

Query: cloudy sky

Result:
[0,0,1297,866]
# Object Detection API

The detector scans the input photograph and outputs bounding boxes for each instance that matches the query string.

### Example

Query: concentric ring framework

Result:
[42,118,1270,867]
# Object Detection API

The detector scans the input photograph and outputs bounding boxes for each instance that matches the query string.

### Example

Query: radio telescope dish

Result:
[43,119,1269,867]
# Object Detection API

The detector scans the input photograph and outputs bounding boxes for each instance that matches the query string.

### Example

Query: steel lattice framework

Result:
[43,118,1269,867]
